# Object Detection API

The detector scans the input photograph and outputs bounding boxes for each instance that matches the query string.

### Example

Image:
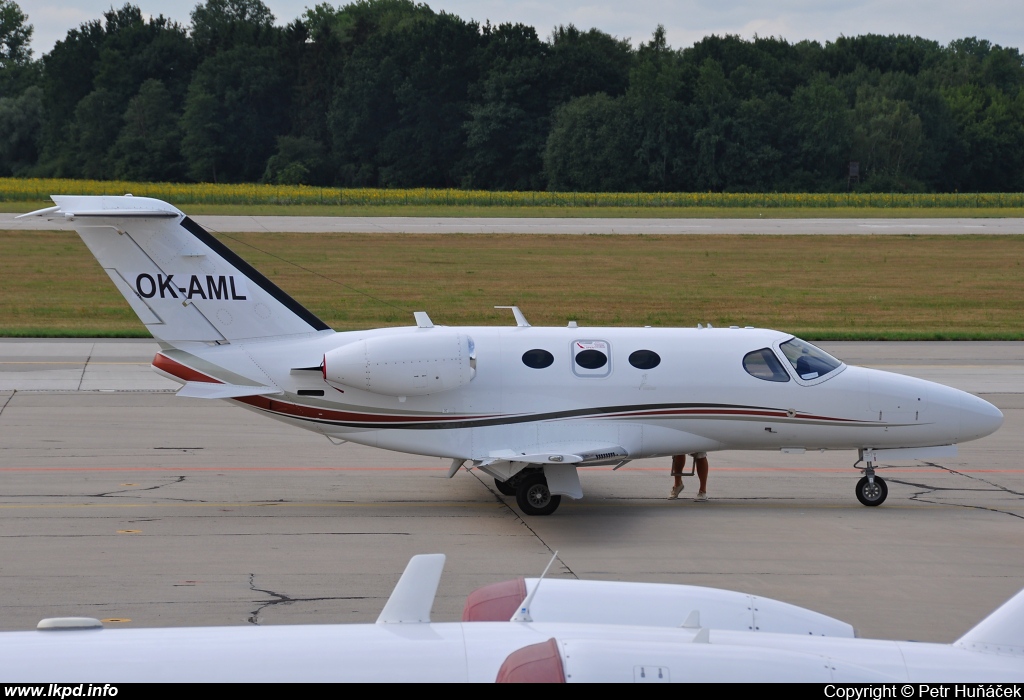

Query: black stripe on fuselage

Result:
[179,216,331,332]
[233,398,882,431]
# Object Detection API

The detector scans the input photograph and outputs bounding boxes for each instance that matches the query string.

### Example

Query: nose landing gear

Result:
[856,474,888,506]
[855,455,888,506]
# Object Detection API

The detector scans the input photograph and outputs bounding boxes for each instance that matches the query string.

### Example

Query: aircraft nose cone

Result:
[959,392,1003,441]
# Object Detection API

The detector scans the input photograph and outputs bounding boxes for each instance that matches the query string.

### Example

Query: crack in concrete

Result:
[247,574,370,625]
[925,462,1024,498]
[75,344,94,392]
[0,391,15,419]
[470,469,578,581]
[0,476,202,502]
[887,462,1024,521]
[86,476,206,503]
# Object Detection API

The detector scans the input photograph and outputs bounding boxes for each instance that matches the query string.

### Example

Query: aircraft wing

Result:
[471,445,630,501]
[483,444,629,466]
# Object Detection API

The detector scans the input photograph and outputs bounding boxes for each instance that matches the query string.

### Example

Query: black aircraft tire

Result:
[516,473,561,516]
[494,477,517,496]
[856,475,888,506]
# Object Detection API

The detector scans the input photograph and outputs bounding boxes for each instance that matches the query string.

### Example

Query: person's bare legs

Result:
[669,455,685,499]
[695,455,709,501]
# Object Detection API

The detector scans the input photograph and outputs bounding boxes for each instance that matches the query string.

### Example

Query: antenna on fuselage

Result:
[511,551,559,622]
[495,306,531,327]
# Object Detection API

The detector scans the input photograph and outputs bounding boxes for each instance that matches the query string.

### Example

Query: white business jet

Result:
[4,554,1023,682]
[20,196,1004,515]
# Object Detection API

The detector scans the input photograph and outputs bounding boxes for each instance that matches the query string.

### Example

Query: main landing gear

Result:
[495,469,562,516]
[855,458,888,506]
[494,476,517,496]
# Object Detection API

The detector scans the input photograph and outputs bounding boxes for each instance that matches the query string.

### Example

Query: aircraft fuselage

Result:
[157,325,1002,464]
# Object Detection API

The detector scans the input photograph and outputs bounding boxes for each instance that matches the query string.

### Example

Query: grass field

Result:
[2,229,1022,339]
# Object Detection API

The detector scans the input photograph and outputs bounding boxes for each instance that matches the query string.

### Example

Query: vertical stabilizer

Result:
[23,196,331,344]
[376,554,446,624]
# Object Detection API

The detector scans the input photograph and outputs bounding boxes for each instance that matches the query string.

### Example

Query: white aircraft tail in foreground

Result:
[3,554,1023,682]
[20,196,1004,515]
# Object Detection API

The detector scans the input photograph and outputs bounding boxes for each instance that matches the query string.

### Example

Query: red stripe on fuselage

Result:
[233,394,498,425]
[152,353,222,384]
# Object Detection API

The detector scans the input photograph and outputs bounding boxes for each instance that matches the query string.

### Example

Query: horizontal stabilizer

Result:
[60,209,179,219]
[15,205,59,219]
[17,196,182,219]
[176,382,281,399]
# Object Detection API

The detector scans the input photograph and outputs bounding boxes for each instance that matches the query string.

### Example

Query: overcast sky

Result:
[20,0,1024,59]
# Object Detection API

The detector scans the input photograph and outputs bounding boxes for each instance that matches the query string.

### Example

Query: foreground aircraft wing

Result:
[4,555,1023,682]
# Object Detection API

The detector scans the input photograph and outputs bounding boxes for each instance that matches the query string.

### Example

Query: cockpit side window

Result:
[779,338,842,380]
[743,348,791,382]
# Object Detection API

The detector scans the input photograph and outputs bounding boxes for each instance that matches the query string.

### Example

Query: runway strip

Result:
[4,213,1024,235]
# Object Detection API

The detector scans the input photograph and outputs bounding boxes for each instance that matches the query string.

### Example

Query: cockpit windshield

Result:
[779,337,843,380]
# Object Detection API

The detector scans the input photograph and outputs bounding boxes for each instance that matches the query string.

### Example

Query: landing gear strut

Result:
[494,476,517,496]
[515,472,561,516]
[855,458,888,506]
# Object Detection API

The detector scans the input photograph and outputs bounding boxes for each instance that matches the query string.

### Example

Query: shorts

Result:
[691,452,707,459]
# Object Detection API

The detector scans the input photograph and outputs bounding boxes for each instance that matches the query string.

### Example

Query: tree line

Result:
[1,0,1023,192]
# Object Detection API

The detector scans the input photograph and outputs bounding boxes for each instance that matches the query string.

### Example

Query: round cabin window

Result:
[628,350,661,370]
[522,349,554,369]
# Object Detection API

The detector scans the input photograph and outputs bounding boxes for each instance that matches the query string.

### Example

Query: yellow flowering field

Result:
[2,178,1022,209]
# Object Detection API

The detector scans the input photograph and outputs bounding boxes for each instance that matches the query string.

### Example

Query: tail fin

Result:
[21,195,331,344]
[954,586,1024,655]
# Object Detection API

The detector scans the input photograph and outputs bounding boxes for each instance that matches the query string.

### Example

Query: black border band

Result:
[180,216,330,332]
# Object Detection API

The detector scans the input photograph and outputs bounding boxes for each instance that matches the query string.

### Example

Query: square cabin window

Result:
[572,339,611,378]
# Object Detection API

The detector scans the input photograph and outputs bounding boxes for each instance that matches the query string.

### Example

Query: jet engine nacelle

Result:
[323,332,476,397]
[495,638,894,683]
[463,578,856,637]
